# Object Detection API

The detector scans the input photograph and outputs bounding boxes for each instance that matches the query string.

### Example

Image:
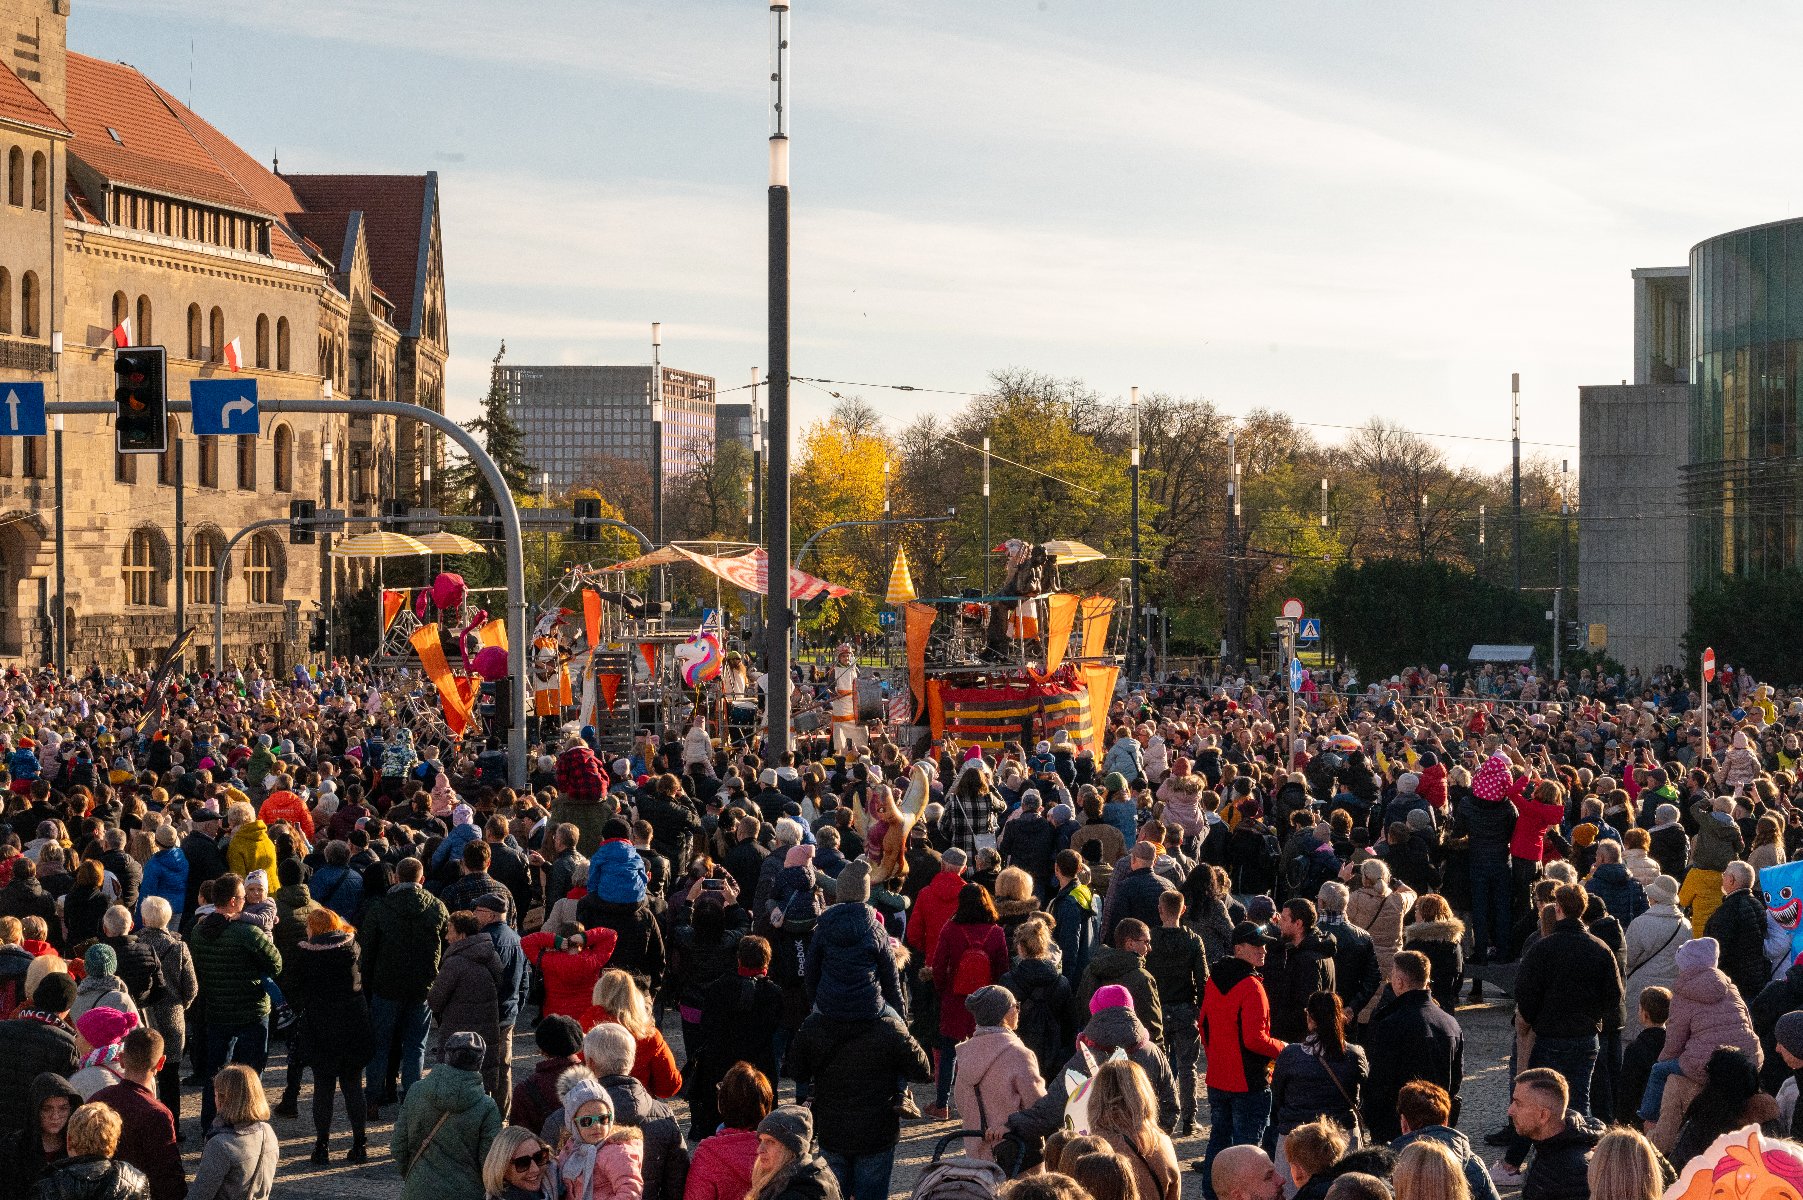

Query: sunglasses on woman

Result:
[575,1114,612,1130]
[511,1148,551,1171]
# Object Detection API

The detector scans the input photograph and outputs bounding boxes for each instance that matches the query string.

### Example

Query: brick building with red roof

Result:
[0,0,447,669]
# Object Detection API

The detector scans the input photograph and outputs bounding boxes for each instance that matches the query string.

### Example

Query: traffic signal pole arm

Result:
[51,395,533,790]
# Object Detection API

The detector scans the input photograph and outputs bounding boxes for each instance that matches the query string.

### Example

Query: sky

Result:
[66,1,1803,471]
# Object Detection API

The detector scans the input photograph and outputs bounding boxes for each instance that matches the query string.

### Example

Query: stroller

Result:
[908,1129,1026,1200]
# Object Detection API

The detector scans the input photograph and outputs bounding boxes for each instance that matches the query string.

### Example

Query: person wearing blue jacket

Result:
[139,825,190,925]
[586,833,650,905]
[805,861,903,1020]
[1048,849,1098,988]
[429,805,481,884]
[308,841,366,924]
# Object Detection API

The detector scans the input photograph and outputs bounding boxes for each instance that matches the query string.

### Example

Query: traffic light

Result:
[113,346,167,454]
[289,500,316,545]
[574,497,601,542]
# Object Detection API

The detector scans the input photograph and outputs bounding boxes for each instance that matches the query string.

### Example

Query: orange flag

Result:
[638,642,658,676]
[926,678,946,740]
[478,619,508,652]
[583,589,602,651]
[1080,663,1119,752]
[1080,596,1117,660]
[904,602,937,720]
[597,672,622,711]
[381,589,405,633]
[1044,593,1079,674]
[411,623,473,734]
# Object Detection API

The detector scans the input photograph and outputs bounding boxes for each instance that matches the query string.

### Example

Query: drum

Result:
[794,709,827,733]
[728,700,759,726]
[857,680,886,723]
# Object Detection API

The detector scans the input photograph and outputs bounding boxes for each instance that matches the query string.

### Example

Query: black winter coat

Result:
[1521,1112,1604,1200]
[1265,930,1337,1043]
[1451,793,1517,866]
[98,935,166,1010]
[784,1011,932,1156]
[1269,1037,1368,1138]
[33,1157,148,1200]
[1515,918,1622,1038]
[1361,990,1463,1143]
[1318,915,1380,1017]
[1103,866,1176,946]
[1002,956,1075,1081]
[0,1013,78,1136]
[0,877,58,930]
[998,814,1059,886]
[285,931,374,1069]
[1145,924,1208,1011]
[1704,887,1773,1003]
[1753,959,1803,1091]
[575,895,667,991]
[358,883,449,1004]
[179,832,228,922]
[687,971,784,1139]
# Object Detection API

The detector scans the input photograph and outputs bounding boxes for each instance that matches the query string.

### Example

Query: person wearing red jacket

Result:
[903,848,968,964]
[519,923,618,1023]
[1511,779,1567,917]
[258,779,314,842]
[1415,752,1448,810]
[1198,922,1287,1198]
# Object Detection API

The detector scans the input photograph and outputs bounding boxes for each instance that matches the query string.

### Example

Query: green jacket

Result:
[391,1064,500,1200]
[360,883,449,1003]
[189,911,283,1026]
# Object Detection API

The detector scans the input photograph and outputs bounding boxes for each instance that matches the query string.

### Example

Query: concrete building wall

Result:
[1578,383,1689,672]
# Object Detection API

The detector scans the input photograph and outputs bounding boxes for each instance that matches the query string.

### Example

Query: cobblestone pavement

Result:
[244,990,1521,1198]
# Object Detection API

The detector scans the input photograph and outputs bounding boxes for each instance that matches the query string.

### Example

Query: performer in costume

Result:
[831,643,867,752]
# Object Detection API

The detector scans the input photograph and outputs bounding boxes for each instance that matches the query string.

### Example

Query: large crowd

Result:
[1,655,1802,1200]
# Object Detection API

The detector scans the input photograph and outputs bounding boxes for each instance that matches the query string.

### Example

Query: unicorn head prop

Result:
[676,630,722,688]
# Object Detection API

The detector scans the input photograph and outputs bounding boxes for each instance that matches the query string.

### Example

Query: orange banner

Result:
[638,642,658,676]
[381,589,406,633]
[1044,593,1079,675]
[597,672,621,711]
[927,678,946,741]
[1080,663,1119,753]
[478,619,508,652]
[904,601,937,721]
[411,623,472,734]
[1080,596,1116,660]
[582,589,602,651]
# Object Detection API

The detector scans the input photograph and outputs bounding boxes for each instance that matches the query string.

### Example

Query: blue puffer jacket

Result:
[586,838,649,905]
[1586,861,1649,928]
[805,900,903,1020]
[430,823,480,875]
[139,847,189,922]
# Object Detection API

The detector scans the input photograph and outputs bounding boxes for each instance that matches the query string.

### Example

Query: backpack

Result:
[951,942,994,997]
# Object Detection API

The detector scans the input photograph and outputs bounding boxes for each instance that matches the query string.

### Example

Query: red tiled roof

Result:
[286,175,431,333]
[286,210,351,268]
[0,63,69,137]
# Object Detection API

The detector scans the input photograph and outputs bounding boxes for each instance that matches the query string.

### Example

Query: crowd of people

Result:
[6,654,1803,1200]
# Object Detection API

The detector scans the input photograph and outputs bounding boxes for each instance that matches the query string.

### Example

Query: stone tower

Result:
[0,0,67,119]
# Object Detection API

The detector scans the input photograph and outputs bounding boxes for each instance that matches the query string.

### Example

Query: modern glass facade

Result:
[501,364,717,493]
[1687,217,1803,586]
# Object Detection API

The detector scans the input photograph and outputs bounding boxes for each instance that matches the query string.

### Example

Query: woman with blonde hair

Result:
[1086,1058,1179,1200]
[580,969,682,1098]
[191,1064,279,1200]
[1586,1127,1663,1200]
[482,1126,558,1200]
[994,866,1040,947]
[1394,1138,1469,1200]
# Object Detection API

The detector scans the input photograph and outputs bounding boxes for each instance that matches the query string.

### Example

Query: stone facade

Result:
[0,0,447,670]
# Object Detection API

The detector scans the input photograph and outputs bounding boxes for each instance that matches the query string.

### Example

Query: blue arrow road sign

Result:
[190,378,260,436]
[1290,656,1304,691]
[0,382,46,437]
[1298,617,1321,643]
[878,610,897,627]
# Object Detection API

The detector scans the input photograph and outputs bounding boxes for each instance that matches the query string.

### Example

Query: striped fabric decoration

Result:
[941,677,1091,750]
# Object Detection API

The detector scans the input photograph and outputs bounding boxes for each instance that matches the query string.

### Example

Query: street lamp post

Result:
[981,436,991,594]
[321,436,334,667]
[764,0,794,763]
[1224,431,1239,670]
[651,322,665,609]
[1129,386,1141,679]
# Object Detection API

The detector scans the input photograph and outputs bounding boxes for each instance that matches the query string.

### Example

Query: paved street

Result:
[242,989,1520,1198]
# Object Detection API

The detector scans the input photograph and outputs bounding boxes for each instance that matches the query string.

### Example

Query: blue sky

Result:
[69,1,1803,469]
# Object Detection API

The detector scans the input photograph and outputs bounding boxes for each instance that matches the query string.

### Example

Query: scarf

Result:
[81,1041,123,1071]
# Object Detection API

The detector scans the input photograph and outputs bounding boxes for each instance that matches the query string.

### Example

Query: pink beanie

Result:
[784,844,815,869]
[1089,984,1135,1015]
[75,1005,138,1049]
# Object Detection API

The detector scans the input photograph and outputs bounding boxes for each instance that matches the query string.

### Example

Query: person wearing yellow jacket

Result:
[225,802,279,882]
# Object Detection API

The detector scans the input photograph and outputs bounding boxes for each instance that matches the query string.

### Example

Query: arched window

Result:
[186,304,202,359]
[19,271,37,337]
[276,317,290,371]
[0,267,10,334]
[185,531,221,605]
[208,307,224,363]
[135,295,152,346]
[255,314,270,369]
[272,424,292,492]
[157,416,179,486]
[122,528,166,607]
[29,152,45,211]
[197,435,217,488]
[236,435,255,490]
[111,291,128,337]
[245,534,283,605]
[6,148,21,206]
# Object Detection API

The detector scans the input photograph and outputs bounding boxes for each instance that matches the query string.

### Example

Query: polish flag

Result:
[110,317,131,347]
[222,336,242,372]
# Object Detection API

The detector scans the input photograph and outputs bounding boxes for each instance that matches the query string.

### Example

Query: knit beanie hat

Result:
[1405,808,1433,832]
[1778,1011,1803,1060]
[1089,983,1135,1015]
[1676,936,1720,972]
[562,1073,614,1127]
[1049,803,1074,825]
[452,804,474,827]
[245,869,268,893]
[1101,772,1128,798]
[836,859,872,904]
[443,1030,487,1072]
[84,944,116,979]
[75,1005,136,1049]
[1396,772,1420,794]
[757,1105,815,1159]
[1646,875,1679,906]
[1247,895,1276,924]
[784,844,815,869]
[535,1014,584,1059]
[965,984,1017,1028]
[1472,753,1513,801]
[32,972,76,1013]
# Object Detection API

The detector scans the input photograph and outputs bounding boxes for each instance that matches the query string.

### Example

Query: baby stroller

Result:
[908,1129,1026,1200]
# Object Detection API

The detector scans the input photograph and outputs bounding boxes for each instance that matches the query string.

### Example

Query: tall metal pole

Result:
[651,322,665,609]
[982,436,991,593]
[750,367,764,643]
[1224,431,1239,669]
[1129,386,1141,679]
[322,437,334,670]
[53,413,64,677]
[1512,371,1523,592]
[764,0,794,764]
[1555,458,1568,678]
[173,433,184,654]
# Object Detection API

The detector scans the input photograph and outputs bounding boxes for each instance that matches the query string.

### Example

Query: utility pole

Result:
[750,366,763,644]
[650,322,665,608]
[1555,458,1569,678]
[1129,386,1141,679]
[1320,476,1328,528]
[173,432,184,657]
[53,413,64,677]
[1224,431,1239,670]
[322,436,334,668]
[764,0,794,764]
[1479,503,1486,572]
[982,435,992,594]
[1512,371,1522,592]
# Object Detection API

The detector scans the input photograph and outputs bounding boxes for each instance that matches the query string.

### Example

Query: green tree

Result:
[1310,558,1543,677]
[445,341,531,503]
[1687,571,1803,683]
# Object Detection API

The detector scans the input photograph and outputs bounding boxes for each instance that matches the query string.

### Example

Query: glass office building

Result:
[501,364,717,493]
[1687,217,1803,586]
